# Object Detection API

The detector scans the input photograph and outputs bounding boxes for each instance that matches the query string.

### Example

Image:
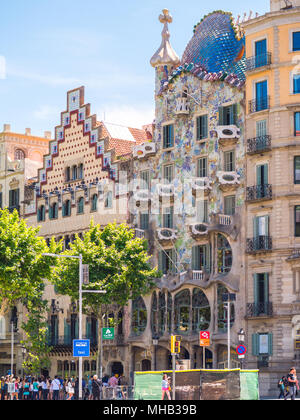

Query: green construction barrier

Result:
[134,372,162,400]
[134,369,260,400]
[240,370,259,400]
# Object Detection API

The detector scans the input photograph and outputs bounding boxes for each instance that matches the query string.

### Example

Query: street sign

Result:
[200,331,210,347]
[73,339,90,358]
[222,293,236,302]
[102,327,115,340]
[82,264,89,285]
[236,344,247,356]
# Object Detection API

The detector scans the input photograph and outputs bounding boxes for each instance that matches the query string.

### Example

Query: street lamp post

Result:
[42,252,105,400]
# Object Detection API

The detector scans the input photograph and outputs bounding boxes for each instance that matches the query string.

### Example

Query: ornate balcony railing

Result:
[246,302,273,318]
[246,184,273,202]
[247,135,271,154]
[245,52,272,72]
[249,96,270,113]
[246,236,272,253]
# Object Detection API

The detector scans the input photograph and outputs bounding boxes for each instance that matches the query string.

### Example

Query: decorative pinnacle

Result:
[150,9,180,68]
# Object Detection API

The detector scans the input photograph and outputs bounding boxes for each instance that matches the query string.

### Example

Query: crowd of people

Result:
[0,372,130,400]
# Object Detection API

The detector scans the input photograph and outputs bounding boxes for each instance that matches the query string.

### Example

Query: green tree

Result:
[52,221,158,376]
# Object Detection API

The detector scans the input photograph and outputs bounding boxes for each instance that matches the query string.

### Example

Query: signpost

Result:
[200,331,210,369]
[73,339,90,358]
[102,327,115,340]
[222,293,236,370]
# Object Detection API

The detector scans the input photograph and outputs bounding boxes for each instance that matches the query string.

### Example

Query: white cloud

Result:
[98,104,155,128]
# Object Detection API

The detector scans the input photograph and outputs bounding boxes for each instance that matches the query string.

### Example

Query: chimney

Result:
[44,131,52,139]
[25,128,31,136]
[3,124,11,132]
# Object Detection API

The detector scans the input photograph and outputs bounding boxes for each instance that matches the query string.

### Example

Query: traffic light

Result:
[171,335,181,354]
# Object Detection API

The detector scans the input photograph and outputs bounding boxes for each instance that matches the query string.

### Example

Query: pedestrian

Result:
[118,374,127,400]
[161,373,171,400]
[278,376,287,399]
[41,377,49,400]
[102,373,109,399]
[91,375,101,400]
[23,379,30,400]
[32,377,39,400]
[38,377,43,400]
[108,374,119,399]
[0,376,5,400]
[66,378,74,400]
[52,375,61,400]
[284,367,298,400]
[88,375,93,400]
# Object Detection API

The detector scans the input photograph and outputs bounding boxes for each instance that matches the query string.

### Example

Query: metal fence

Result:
[100,386,135,400]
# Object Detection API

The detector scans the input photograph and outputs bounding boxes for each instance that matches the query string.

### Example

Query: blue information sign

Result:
[73,339,90,358]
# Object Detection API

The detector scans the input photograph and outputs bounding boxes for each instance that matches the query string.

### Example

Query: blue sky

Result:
[0,0,269,136]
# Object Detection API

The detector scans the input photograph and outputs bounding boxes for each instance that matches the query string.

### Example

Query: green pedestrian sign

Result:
[102,327,115,340]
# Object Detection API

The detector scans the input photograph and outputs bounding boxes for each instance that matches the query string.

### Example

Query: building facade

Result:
[243,0,300,396]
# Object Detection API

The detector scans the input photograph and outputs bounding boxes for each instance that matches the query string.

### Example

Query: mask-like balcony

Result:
[192,177,212,196]
[217,171,241,192]
[216,125,241,147]
[157,184,175,200]
[156,228,177,242]
[190,223,209,238]
[175,98,189,115]
[133,142,156,159]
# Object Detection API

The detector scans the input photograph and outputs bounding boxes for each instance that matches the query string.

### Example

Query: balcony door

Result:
[254,273,269,315]
[255,39,267,68]
[255,80,268,111]
[256,164,268,198]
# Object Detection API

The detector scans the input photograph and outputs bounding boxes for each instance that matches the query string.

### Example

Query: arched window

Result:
[131,296,147,336]
[49,202,58,220]
[151,292,158,335]
[91,194,98,212]
[217,234,232,274]
[77,197,84,214]
[174,290,190,333]
[192,288,211,332]
[63,200,71,217]
[0,316,6,339]
[37,205,45,222]
[217,284,235,333]
[15,149,25,160]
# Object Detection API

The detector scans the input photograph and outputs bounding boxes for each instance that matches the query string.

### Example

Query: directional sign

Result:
[236,344,247,356]
[102,327,115,340]
[73,339,90,358]
[200,331,210,347]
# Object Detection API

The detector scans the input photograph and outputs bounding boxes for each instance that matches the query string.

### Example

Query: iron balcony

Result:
[245,52,272,72]
[246,184,273,202]
[246,302,273,318]
[247,135,271,154]
[249,96,270,113]
[246,236,272,253]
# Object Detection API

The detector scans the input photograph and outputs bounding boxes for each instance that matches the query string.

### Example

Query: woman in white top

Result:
[161,374,171,400]
[67,378,74,400]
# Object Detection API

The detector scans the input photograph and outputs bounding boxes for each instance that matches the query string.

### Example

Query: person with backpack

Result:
[278,376,287,399]
[284,367,298,400]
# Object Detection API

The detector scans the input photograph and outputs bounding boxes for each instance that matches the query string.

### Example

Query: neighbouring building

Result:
[0,125,51,376]
[243,0,300,396]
